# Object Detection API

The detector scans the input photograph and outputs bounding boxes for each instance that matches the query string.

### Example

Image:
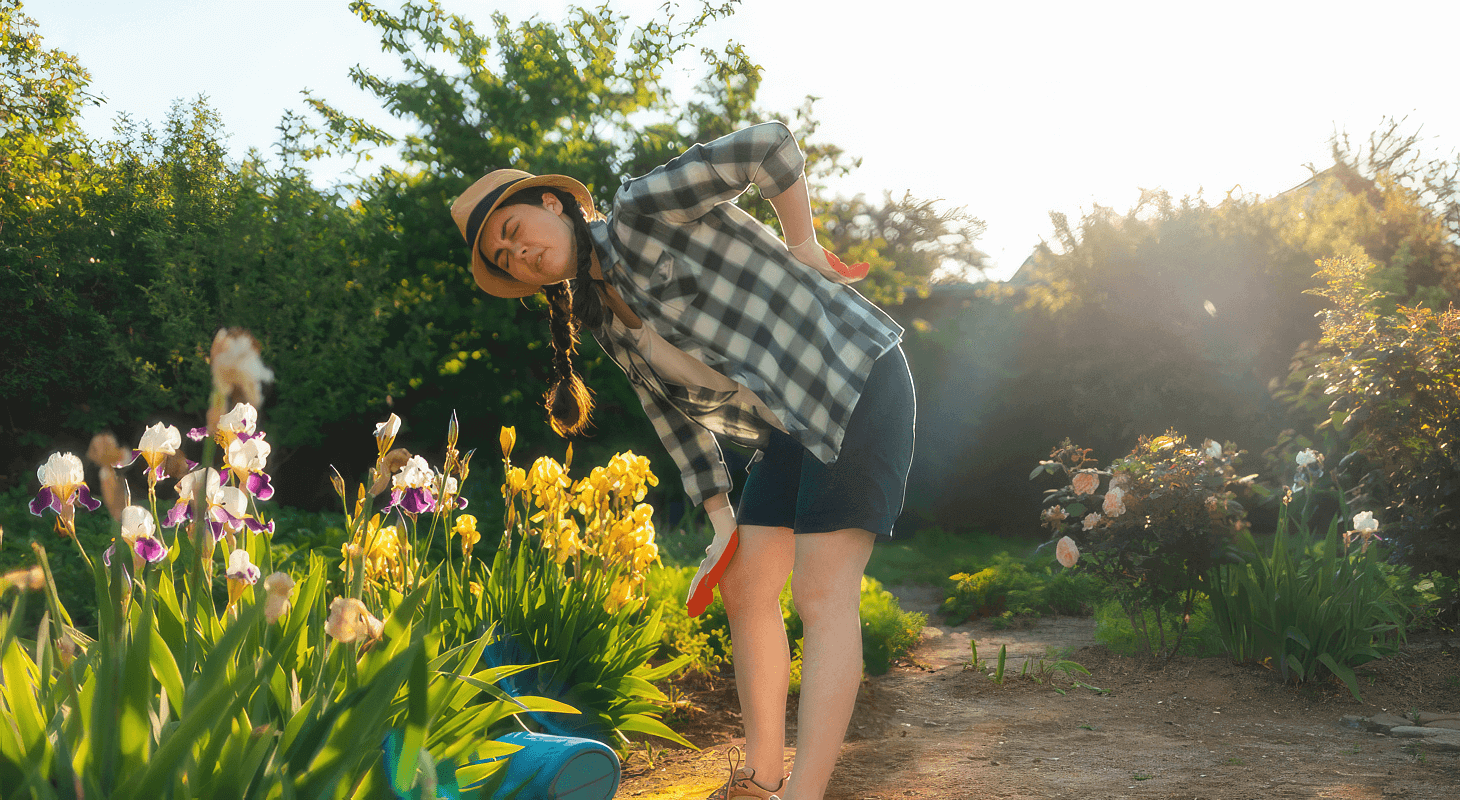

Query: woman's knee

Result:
[718,525,794,614]
[789,528,874,626]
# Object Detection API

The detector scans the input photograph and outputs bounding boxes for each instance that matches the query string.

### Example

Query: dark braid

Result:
[500,189,606,436]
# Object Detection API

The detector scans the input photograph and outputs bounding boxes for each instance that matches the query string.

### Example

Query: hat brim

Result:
[464,174,600,299]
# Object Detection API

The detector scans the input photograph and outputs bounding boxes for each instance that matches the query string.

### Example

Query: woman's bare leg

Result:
[782,528,876,800]
[718,523,796,788]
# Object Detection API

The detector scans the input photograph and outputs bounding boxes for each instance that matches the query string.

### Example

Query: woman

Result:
[450,122,915,800]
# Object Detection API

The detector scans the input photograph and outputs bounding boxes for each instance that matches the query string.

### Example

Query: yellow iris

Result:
[454,513,480,552]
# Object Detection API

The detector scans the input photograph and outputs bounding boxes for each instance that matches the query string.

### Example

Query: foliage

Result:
[940,551,1106,625]
[643,563,732,679]
[0,365,564,799]
[1276,256,1460,599]
[1092,597,1222,659]
[0,485,115,630]
[642,563,925,680]
[1034,432,1255,660]
[817,191,989,305]
[864,527,1034,587]
[0,0,100,228]
[1207,510,1408,702]
[484,438,693,749]
[1322,118,1460,298]
[920,120,1458,532]
[856,575,926,676]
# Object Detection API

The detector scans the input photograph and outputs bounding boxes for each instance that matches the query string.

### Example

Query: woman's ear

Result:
[540,190,565,216]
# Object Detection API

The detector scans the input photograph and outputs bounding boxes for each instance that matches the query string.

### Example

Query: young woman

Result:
[451,122,915,800]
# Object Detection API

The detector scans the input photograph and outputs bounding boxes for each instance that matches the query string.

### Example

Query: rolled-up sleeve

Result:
[615,121,806,224]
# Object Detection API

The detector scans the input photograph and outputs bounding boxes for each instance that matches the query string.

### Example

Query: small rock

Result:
[1415,711,1460,724]
[1423,719,1460,731]
[1428,735,1460,752]
[989,760,1000,766]
[1388,726,1446,738]
[1341,715,1369,729]
[1364,713,1414,732]
[920,626,945,640]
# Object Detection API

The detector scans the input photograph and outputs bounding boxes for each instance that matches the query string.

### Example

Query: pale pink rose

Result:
[1082,512,1104,530]
[1102,486,1126,517]
[1055,536,1080,568]
[1071,471,1099,496]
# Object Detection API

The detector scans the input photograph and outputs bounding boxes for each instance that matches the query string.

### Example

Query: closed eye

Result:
[488,218,523,278]
[479,243,511,279]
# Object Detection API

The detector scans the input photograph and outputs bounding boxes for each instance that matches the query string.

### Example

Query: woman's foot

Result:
[708,747,787,799]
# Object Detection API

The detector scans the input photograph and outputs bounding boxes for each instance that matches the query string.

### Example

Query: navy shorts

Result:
[736,344,915,542]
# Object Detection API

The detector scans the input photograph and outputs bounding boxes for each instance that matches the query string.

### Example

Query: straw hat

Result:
[450,169,601,298]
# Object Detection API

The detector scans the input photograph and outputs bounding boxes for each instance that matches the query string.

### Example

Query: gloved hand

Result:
[686,503,740,617]
[788,233,870,283]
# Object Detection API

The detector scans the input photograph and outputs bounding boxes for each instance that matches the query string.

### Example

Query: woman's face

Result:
[479,191,577,287]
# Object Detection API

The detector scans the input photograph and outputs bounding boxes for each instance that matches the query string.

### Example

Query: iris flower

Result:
[325,597,383,644]
[385,455,467,515]
[127,422,184,482]
[164,468,262,541]
[225,548,260,609]
[30,452,101,537]
[103,505,168,571]
[190,402,258,449]
[226,434,274,500]
[262,571,295,623]
[374,413,401,458]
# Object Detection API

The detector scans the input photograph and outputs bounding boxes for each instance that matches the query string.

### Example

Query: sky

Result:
[20,0,1460,280]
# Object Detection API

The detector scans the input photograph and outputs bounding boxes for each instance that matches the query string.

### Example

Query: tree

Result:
[297,0,867,490]
[819,191,988,305]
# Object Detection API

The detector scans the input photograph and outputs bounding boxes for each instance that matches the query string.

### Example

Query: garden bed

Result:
[620,589,1460,799]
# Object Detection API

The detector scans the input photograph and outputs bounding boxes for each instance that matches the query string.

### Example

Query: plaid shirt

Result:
[587,122,904,505]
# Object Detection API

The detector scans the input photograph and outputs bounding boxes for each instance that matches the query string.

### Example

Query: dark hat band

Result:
[465,176,529,263]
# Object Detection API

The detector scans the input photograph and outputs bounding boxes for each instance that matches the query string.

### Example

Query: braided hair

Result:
[497,189,606,437]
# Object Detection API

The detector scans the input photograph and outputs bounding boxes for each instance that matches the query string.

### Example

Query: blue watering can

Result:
[380,728,620,800]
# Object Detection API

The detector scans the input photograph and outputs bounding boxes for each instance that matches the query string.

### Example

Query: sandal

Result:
[706,746,787,800]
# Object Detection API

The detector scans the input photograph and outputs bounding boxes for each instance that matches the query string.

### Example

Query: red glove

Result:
[788,233,869,284]
[823,249,870,281]
[686,527,739,618]
[686,503,739,617]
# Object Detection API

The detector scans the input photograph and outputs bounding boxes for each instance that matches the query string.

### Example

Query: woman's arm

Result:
[615,121,806,224]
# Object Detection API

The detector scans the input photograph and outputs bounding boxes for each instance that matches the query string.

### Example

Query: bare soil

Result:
[619,585,1460,799]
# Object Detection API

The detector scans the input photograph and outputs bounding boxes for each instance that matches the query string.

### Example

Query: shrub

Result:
[940,551,1106,624]
[1034,432,1254,660]
[1279,256,1460,606]
[645,559,926,679]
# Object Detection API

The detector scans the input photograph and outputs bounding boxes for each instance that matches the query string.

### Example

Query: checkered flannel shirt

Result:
[586,122,904,506]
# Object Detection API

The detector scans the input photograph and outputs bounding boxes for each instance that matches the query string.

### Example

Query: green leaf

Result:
[394,645,430,792]
[615,713,696,749]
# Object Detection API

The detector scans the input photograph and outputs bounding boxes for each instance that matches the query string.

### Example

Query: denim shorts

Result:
[736,344,915,541]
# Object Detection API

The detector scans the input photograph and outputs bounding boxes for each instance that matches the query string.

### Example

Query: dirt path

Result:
[619,586,1460,799]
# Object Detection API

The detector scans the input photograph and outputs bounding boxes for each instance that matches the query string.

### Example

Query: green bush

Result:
[645,562,926,679]
[940,551,1106,624]
[1092,596,1223,659]
[857,575,927,675]
[1034,432,1254,659]
[1278,256,1460,600]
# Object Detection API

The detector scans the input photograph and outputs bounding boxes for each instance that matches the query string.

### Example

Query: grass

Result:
[865,527,1042,587]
